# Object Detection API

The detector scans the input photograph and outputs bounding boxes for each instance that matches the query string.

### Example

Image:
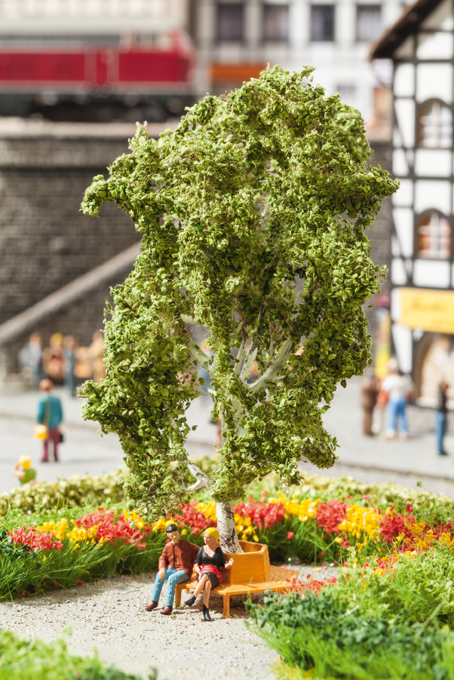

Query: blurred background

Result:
[1,0,454,497]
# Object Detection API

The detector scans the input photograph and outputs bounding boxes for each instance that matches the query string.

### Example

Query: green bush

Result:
[0,628,157,680]
[0,469,125,516]
[330,547,454,626]
[247,590,454,680]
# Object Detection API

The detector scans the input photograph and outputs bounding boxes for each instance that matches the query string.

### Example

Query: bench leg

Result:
[223,595,230,618]
[175,587,182,608]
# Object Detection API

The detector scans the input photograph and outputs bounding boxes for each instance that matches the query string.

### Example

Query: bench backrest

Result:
[193,540,270,585]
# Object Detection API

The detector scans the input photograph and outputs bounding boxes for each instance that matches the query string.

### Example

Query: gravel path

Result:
[0,566,336,679]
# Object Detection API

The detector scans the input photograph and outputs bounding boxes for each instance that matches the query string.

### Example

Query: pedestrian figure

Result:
[43,333,65,384]
[88,331,106,383]
[436,381,449,456]
[63,335,77,397]
[361,371,380,436]
[18,332,43,388]
[13,456,37,486]
[381,359,413,440]
[37,379,63,462]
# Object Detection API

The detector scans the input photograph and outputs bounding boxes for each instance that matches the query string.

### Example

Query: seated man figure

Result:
[146,523,199,615]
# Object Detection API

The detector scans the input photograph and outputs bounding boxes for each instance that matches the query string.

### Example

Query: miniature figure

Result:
[36,378,64,462]
[145,523,199,615]
[13,456,37,486]
[185,527,234,621]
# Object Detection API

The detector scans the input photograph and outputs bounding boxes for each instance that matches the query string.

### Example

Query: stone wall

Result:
[0,120,172,373]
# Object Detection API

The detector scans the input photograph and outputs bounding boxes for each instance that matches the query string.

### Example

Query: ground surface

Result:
[0,565,335,679]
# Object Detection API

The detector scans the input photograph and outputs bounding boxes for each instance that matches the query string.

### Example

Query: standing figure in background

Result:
[13,456,37,486]
[37,379,63,463]
[381,359,413,441]
[436,381,449,456]
[63,335,77,397]
[43,333,64,384]
[18,332,43,387]
[360,370,380,436]
[89,331,105,383]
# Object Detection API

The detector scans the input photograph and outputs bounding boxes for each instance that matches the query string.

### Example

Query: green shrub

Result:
[331,548,454,626]
[0,629,157,680]
[0,469,125,516]
[247,590,454,680]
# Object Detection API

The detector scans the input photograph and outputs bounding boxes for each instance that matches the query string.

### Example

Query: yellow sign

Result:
[399,287,454,333]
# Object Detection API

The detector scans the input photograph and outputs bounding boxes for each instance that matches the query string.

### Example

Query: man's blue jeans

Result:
[151,568,188,607]
[387,397,408,435]
[436,411,447,454]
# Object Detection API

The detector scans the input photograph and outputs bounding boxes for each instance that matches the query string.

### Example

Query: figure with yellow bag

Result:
[13,456,37,486]
[35,379,63,463]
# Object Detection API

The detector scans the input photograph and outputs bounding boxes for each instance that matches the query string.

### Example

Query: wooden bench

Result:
[175,540,298,618]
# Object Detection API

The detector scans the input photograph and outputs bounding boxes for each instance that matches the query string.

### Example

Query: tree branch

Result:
[186,462,212,492]
[248,339,293,394]
[239,345,258,383]
[187,339,210,371]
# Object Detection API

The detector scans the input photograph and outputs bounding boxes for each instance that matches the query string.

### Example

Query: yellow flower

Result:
[338,505,380,541]
[124,510,146,529]
[36,518,69,541]
[152,517,167,533]
[66,525,98,544]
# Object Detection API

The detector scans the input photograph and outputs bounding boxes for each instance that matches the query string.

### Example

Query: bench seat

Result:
[175,564,298,618]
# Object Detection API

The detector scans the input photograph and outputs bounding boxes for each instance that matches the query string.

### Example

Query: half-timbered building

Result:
[372,0,454,405]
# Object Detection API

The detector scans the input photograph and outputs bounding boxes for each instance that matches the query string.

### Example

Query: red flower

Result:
[287,532,295,540]
[9,527,63,551]
[316,500,348,535]
[234,500,286,530]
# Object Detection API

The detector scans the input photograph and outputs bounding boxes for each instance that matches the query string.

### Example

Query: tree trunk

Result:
[215,415,243,553]
[216,501,243,553]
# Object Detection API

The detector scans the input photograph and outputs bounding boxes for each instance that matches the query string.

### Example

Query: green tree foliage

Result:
[81,66,398,521]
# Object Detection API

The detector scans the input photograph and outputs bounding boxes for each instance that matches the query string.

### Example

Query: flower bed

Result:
[2,474,454,601]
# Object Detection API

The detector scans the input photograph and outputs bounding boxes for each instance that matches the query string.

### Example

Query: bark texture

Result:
[216,501,243,553]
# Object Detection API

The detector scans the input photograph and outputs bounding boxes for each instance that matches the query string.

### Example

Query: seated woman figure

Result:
[185,527,234,620]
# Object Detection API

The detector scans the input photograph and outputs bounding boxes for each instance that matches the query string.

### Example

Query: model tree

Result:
[81,66,398,552]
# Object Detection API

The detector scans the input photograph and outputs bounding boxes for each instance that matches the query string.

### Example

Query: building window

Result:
[263,4,289,42]
[311,5,335,42]
[217,3,244,42]
[418,99,452,148]
[416,210,451,259]
[356,5,382,42]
